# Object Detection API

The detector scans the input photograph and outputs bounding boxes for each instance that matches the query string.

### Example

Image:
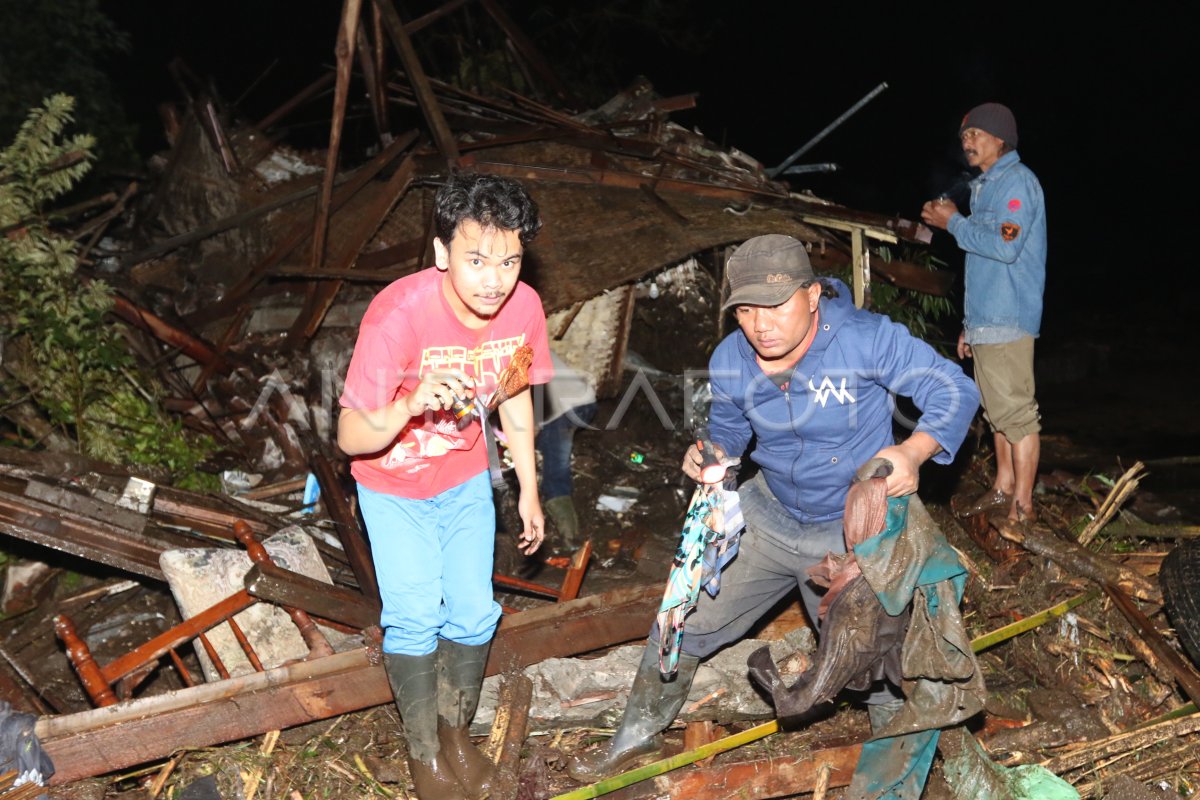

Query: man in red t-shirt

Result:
[339,173,552,800]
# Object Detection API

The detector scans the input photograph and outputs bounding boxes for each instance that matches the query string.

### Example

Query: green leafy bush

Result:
[1,95,217,489]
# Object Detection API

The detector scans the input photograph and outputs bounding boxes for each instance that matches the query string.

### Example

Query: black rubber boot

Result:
[566,640,700,783]
[384,652,468,800]
[437,640,496,800]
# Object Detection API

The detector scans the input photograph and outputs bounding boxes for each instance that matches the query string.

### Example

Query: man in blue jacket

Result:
[921,102,1047,521]
[569,234,979,782]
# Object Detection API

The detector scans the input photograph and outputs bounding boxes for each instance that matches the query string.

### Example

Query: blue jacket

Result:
[708,280,979,524]
[948,150,1047,342]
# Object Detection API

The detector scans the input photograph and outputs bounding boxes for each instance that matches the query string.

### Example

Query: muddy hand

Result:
[516,492,545,555]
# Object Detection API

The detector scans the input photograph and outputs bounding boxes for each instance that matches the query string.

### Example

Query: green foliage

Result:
[1,96,217,489]
[835,246,957,350]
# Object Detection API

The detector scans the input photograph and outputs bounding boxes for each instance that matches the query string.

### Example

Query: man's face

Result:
[961,127,1005,171]
[435,219,523,328]
[733,283,823,363]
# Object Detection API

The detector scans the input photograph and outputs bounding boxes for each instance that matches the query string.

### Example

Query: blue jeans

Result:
[536,403,597,500]
[357,473,502,656]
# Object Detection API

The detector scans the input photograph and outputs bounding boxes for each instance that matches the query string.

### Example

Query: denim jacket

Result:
[948,150,1046,342]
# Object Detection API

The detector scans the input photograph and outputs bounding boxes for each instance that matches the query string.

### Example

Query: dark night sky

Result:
[98,2,1193,332]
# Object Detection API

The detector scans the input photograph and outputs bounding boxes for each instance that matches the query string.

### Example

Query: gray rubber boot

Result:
[384,652,468,800]
[544,495,583,552]
[566,640,700,783]
[437,640,496,800]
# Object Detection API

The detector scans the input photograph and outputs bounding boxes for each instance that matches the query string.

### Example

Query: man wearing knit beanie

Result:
[920,102,1047,522]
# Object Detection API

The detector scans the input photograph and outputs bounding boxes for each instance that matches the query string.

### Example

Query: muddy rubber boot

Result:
[384,652,468,800]
[544,495,583,553]
[437,640,496,800]
[567,641,700,783]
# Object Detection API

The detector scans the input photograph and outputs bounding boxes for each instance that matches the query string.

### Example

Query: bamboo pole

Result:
[1078,462,1146,546]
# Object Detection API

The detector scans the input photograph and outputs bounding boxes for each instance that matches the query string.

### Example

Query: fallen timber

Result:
[35,581,660,785]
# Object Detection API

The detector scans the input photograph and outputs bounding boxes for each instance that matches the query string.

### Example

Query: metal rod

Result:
[780,162,840,176]
[768,82,888,177]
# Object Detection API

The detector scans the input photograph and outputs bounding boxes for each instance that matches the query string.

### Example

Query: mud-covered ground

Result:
[34,281,1200,800]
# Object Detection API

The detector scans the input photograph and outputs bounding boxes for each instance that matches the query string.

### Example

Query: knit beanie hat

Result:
[960,102,1018,147]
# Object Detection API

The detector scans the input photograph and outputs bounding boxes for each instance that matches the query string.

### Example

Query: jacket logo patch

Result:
[765,273,791,284]
[1008,198,1022,211]
[808,376,856,407]
[1001,223,1021,242]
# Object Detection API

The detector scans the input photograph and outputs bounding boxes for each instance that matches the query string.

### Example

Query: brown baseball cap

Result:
[722,234,815,311]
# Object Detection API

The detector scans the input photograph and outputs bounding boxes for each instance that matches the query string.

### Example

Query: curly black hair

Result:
[433,172,542,246]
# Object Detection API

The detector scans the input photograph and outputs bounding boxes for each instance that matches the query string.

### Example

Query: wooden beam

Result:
[39,649,390,785]
[183,130,417,328]
[1104,584,1200,706]
[311,0,363,277]
[311,452,379,602]
[38,581,661,783]
[372,0,460,161]
[286,154,416,344]
[487,673,533,800]
[625,743,862,800]
[0,489,168,581]
[245,561,380,630]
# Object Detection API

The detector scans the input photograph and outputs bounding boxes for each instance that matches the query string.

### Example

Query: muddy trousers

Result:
[656,473,901,706]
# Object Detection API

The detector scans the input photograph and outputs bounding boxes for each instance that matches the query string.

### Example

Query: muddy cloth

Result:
[749,495,985,800]
[0,701,54,797]
[657,484,743,676]
[808,461,893,620]
[939,727,1078,800]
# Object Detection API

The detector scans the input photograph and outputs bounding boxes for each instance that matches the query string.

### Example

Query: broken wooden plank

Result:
[39,581,660,783]
[464,157,786,202]
[623,743,861,800]
[993,518,1161,602]
[110,294,234,373]
[23,480,147,534]
[244,561,380,630]
[285,152,416,344]
[0,487,169,581]
[487,673,533,800]
[485,582,658,675]
[184,130,418,328]
[38,649,390,785]
[117,180,343,269]
[311,452,379,601]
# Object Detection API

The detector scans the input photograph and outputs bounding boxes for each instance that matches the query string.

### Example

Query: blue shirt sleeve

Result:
[706,343,753,459]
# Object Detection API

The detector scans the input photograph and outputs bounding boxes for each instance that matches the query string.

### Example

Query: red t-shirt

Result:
[340,267,552,498]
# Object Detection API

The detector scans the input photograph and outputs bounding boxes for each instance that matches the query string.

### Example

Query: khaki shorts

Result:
[972,337,1040,441]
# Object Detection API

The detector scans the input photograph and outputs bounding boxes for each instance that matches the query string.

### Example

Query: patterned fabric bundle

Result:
[656,484,744,676]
